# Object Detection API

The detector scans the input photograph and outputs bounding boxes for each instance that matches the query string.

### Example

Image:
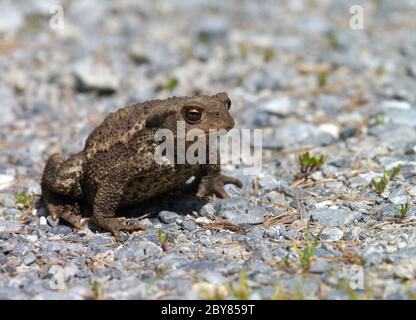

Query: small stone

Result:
[14,242,31,256]
[344,226,362,241]
[389,187,409,205]
[88,236,114,253]
[47,215,59,228]
[310,259,331,273]
[199,203,217,217]
[268,123,336,149]
[199,271,227,284]
[306,208,362,227]
[50,225,72,236]
[195,217,211,224]
[0,175,14,191]
[260,96,292,117]
[389,109,416,127]
[73,58,121,94]
[284,229,300,239]
[0,219,21,233]
[159,211,180,224]
[138,240,163,257]
[182,219,197,231]
[26,181,41,195]
[394,257,416,280]
[362,246,385,266]
[197,18,228,43]
[325,181,344,190]
[382,100,412,110]
[378,203,402,220]
[340,125,357,140]
[257,172,279,192]
[265,225,285,239]
[110,268,123,280]
[3,208,22,217]
[219,198,265,226]
[265,191,286,205]
[138,218,153,227]
[319,123,339,139]
[0,193,17,208]
[348,177,371,188]
[369,123,416,143]
[23,252,36,266]
[407,63,416,78]
[128,44,150,65]
[39,216,47,226]
[320,227,344,241]
[311,171,323,181]
[22,235,36,245]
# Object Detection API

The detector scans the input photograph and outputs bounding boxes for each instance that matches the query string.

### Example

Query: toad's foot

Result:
[91,217,145,242]
[196,174,243,200]
[42,187,83,229]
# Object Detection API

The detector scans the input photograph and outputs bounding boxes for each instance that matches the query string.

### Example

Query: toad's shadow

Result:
[78,190,208,220]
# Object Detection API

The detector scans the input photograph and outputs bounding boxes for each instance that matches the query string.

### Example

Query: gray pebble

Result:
[306,208,362,227]
[182,219,197,231]
[159,211,180,224]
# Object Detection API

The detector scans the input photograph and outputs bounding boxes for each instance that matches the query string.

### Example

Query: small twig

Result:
[295,178,337,189]
[196,217,247,234]
[296,196,303,220]
[289,177,308,189]
[263,213,294,227]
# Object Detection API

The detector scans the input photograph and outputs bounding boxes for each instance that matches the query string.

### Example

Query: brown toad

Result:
[41,92,242,240]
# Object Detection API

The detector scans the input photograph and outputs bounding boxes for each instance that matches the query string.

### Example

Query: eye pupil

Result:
[185,108,202,122]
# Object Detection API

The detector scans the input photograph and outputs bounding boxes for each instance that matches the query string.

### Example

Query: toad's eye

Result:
[183,107,202,123]
[226,99,231,110]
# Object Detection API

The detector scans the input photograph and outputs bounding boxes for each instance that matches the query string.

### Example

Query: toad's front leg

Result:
[89,173,144,241]
[196,165,243,200]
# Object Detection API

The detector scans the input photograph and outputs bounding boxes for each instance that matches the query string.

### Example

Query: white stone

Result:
[39,216,47,226]
[319,123,339,139]
[314,200,335,209]
[0,174,14,191]
[260,96,292,116]
[196,217,211,224]
[26,235,38,243]
[73,58,121,92]
[382,100,411,110]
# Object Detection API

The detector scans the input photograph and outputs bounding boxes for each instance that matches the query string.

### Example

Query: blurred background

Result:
[1,0,416,170]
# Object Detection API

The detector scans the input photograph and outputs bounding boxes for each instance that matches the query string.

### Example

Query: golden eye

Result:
[184,107,202,123]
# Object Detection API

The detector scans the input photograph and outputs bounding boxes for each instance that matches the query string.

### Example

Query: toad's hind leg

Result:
[41,153,84,229]
[42,153,83,198]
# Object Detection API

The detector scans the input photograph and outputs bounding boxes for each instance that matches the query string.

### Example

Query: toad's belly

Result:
[120,165,201,206]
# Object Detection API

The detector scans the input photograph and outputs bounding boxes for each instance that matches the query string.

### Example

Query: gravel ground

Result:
[1,0,416,300]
